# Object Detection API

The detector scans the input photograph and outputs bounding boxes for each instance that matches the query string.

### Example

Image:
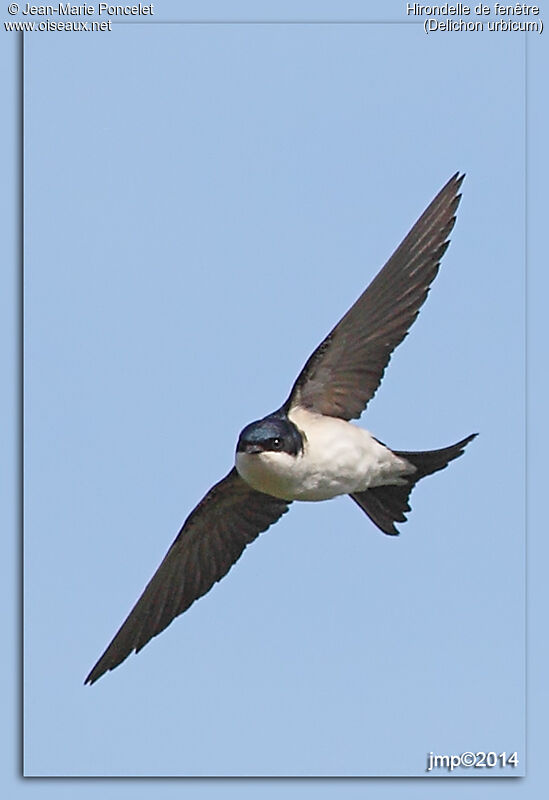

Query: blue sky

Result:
[3,0,549,795]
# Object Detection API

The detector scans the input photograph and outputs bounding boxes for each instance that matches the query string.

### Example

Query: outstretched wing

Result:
[85,468,290,684]
[285,173,464,420]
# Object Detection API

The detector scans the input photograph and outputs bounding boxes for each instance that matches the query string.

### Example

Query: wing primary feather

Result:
[85,469,290,684]
[284,173,464,420]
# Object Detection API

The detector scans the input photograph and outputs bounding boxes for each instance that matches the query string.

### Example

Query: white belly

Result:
[235,407,414,501]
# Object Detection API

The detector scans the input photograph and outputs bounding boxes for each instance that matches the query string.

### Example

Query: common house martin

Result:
[86,173,476,684]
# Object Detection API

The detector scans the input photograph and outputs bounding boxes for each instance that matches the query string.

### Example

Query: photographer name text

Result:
[18,3,154,15]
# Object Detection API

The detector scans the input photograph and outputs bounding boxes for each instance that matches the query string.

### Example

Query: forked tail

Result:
[350,433,477,535]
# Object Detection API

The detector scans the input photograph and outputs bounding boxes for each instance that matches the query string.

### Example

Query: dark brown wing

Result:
[285,173,464,420]
[85,469,290,684]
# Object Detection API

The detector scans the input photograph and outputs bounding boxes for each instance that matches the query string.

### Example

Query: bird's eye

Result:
[271,437,283,450]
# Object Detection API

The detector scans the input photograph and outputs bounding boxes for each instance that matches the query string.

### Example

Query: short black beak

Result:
[238,442,262,455]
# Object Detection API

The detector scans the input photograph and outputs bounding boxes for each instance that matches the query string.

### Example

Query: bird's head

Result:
[236,413,303,457]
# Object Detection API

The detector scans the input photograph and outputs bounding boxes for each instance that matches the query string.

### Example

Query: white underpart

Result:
[235,406,416,502]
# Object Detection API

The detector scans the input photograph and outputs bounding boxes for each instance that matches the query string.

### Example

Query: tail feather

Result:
[350,433,477,535]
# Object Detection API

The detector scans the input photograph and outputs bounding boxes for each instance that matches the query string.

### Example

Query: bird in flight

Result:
[85,173,476,684]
